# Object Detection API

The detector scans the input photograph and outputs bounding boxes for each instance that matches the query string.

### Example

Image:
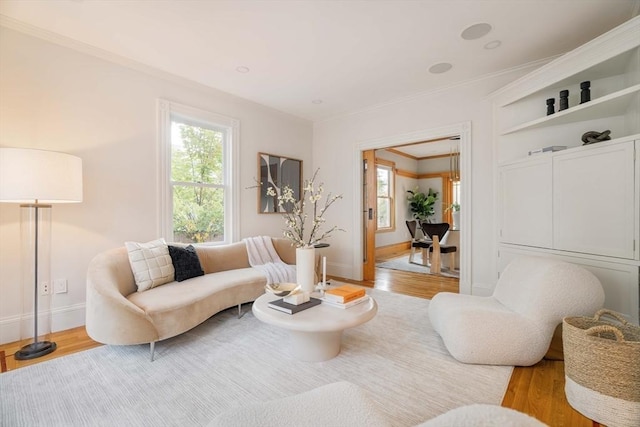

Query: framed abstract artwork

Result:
[258,153,302,213]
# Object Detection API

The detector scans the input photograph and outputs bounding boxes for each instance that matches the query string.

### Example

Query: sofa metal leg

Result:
[238,303,248,319]
[150,342,155,362]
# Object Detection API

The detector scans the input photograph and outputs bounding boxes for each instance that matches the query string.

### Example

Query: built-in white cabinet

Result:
[553,139,636,259]
[499,157,552,248]
[493,17,640,324]
[499,137,639,260]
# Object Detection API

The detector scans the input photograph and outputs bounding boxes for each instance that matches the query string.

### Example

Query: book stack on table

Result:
[321,285,368,309]
[268,297,322,315]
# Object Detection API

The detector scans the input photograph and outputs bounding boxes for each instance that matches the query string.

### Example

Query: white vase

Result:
[296,247,316,294]
[452,211,460,230]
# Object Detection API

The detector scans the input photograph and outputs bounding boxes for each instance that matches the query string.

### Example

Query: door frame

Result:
[351,121,472,295]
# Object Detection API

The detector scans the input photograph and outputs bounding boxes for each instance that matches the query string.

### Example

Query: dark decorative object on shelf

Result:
[580,81,591,104]
[581,130,611,145]
[559,90,569,111]
[546,98,555,115]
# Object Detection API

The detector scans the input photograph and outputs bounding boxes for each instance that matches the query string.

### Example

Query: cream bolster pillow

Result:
[125,238,175,292]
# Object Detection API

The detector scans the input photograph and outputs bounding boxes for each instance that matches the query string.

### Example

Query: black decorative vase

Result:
[580,81,591,104]
[546,98,555,115]
[559,90,569,111]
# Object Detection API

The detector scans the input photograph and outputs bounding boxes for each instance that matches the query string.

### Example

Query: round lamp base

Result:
[14,341,57,360]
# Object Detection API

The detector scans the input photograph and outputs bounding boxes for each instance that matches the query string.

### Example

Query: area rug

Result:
[377,254,459,278]
[0,289,511,426]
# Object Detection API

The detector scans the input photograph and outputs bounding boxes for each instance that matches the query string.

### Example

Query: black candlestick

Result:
[580,81,591,104]
[546,98,555,115]
[559,90,569,111]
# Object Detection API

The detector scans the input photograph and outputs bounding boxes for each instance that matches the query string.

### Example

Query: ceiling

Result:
[380,137,459,160]
[0,0,638,126]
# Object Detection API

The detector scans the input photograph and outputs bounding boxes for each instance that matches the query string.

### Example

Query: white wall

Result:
[419,156,456,220]
[0,27,312,344]
[313,67,540,293]
[418,157,451,174]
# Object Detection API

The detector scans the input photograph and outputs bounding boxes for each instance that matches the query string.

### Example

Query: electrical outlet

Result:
[54,279,68,294]
[40,281,51,295]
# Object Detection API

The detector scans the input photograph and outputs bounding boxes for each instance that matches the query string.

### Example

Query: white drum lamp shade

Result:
[0,147,83,360]
[0,148,83,203]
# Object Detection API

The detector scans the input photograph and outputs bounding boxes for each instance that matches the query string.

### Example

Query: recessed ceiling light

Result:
[235,66,250,73]
[461,23,492,40]
[484,40,502,50]
[429,63,453,74]
[312,99,323,104]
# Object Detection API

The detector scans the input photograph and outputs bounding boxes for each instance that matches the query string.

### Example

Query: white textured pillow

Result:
[125,239,175,292]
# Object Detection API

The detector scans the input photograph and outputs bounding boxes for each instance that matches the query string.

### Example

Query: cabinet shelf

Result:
[501,84,640,136]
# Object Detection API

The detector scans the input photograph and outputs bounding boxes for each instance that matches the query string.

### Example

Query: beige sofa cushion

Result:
[127,267,266,340]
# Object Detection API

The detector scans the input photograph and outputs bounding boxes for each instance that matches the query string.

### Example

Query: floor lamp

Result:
[0,148,83,360]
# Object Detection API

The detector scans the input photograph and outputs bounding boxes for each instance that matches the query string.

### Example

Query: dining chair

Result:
[420,222,457,274]
[405,220,432,265]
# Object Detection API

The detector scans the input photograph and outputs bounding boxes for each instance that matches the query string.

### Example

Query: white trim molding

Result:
[353,121,473,294]
[0,303,86,345]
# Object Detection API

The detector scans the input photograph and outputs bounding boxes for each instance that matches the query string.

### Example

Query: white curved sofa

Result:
[86,238,295,359]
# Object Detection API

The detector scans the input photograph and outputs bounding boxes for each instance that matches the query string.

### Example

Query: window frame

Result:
[375,159,396,232]
[157,99,239,245]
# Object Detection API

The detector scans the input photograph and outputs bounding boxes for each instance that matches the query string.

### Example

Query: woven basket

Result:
[563,309,640,427]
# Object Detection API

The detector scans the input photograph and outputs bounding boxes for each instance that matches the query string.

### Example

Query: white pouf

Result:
[429,256,604,366]
[209,381,549,427]
[417,404,548,427]
[208,381,391,427]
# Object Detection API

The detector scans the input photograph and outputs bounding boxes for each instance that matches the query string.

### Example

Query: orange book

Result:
[324,285,366,303]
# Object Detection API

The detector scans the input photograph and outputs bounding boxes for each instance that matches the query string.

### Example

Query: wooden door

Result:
[363,150,376,281]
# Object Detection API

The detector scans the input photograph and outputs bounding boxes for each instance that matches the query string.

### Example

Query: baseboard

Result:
[329,261,354,281]
[375,242,411,258]
[0,303,86,345]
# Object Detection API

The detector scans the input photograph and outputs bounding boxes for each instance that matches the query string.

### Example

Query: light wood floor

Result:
[0,251,597,427]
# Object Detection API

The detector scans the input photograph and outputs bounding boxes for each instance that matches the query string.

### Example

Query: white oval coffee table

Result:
[252,293,377,362]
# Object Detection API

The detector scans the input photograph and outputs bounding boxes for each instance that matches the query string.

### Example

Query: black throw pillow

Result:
[168,245,205,282]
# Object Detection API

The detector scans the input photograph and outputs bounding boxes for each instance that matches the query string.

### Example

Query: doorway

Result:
[353,122,472,294]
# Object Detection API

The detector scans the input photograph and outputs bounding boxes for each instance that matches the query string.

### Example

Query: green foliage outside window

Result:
[171,123,225,243]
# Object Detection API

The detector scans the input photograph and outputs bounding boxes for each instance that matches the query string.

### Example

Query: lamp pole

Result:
[15,202,57,360]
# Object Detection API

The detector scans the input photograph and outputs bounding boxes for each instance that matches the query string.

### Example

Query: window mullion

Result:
[171,181,224,189]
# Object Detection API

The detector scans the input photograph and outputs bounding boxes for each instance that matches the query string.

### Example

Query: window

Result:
[158,100,239,245]
[376,161,395,231]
